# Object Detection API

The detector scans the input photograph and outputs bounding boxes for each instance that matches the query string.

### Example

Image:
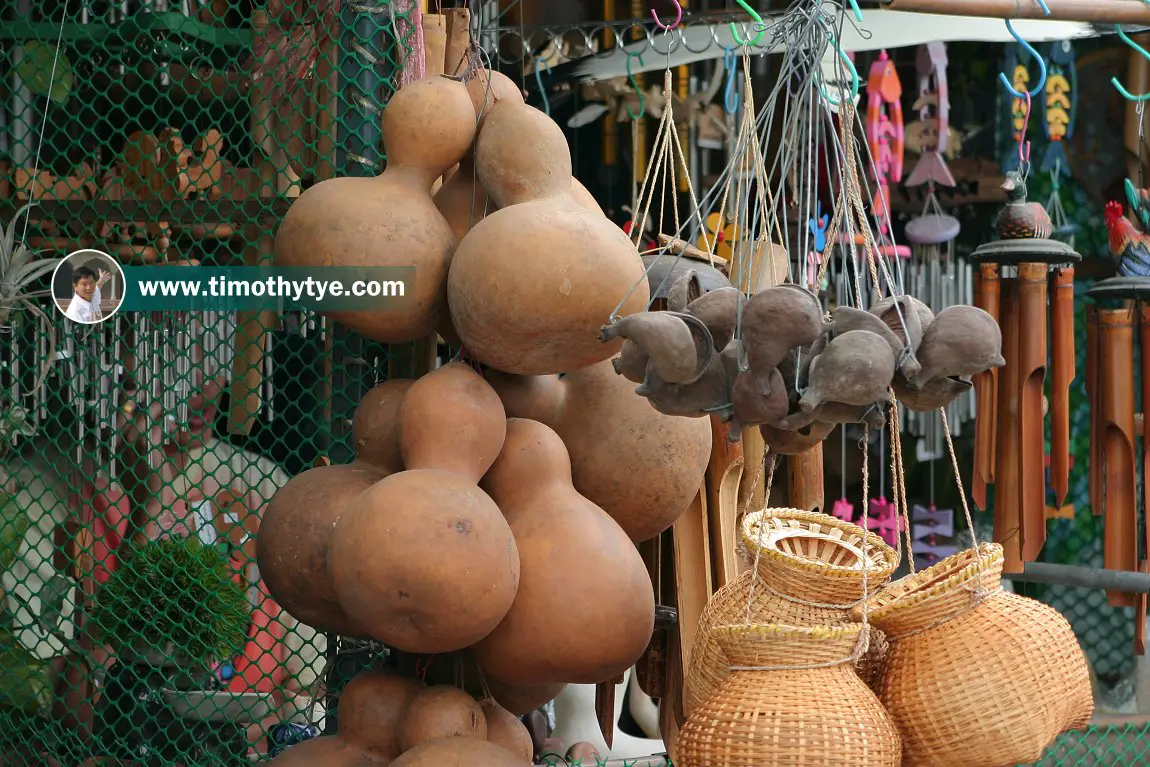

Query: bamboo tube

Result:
[787,447,825,514]
[1049,267,1074,508]
[1098,307,1137,607]
[994,277,1023,573]
[444,8,471,77]
[972,263,1000,508]
[1086,304,1102,516]
[423,13,447,77]
[1017,263,1048,562]
[881,0,1150,23]
[706,418,744,590]
[1142,308,1150,611]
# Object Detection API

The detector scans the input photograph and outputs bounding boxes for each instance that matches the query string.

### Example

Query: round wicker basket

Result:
[677,623,902,767]
[682,508,899,715]
[858,542,1094,767]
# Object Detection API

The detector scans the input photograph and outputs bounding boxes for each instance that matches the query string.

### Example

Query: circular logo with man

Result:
[53,249,126,325]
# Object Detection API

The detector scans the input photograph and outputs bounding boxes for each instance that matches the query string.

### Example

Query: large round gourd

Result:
[447,101,649,374]
[329,364,519,653]
[482,701,534,763]
[351,379,414,473]
[266,735,383,766]
[474,418,655,686]
[274,75,475,343]
[257,462,384,635]
[398,685,487,752]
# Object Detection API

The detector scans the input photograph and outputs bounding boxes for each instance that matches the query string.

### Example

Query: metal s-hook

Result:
[724,48,739,114]
[651,0,682,30]
[534,57,551,115]
[730,0,765,48]
[997,19,1047,98]
[1112,27,1150,102]
[820,36,860,107]
[625,52,646,119]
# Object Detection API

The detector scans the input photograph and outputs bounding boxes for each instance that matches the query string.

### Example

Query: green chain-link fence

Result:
[0,5,1145,765]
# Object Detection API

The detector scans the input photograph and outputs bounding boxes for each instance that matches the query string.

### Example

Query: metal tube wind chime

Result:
[901,42,970,462]
[971,35,1079,576]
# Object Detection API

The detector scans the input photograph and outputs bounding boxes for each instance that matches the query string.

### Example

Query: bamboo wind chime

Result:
[971,59,1079,573]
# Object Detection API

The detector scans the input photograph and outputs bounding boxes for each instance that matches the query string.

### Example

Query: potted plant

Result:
[90,535,250,669]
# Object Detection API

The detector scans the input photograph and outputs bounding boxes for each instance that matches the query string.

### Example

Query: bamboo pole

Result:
[882,0,1150,23]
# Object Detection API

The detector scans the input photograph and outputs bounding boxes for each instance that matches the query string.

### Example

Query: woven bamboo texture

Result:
[682,508,899,715]
[859,543,1094,767]
[677,623,902,767]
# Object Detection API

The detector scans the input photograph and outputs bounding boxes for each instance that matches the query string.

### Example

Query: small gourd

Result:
[275,75,476,343]
[635,340,739,421]
[758,420,836,455]
[329,363,519,653]
[391,737,525,767]
[338,669,425,761]
[893,372,973,412]
[730,367,789,440]
[474,418,655,685]
[869,295,928,356]
[684,286,745,351]
[448,101,650,374]
[351,378,415,473]
[830,306,919,379]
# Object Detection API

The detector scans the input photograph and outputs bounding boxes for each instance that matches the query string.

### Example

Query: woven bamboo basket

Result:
[682,508,899,715]
[857,542,1094,767]
[677,623,902,767]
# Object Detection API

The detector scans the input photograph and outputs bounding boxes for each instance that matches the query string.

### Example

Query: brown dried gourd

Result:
[906,304,1006,390]
[599,311,714,386]
[351,378,415,473]
[392,737,527,767]
[398,685,487,753]
[338,669,425,761]
[448,101,650,374]
[758,420,836,455]
[799,330,896,413]
[685,286,745,351]
[730,367,789,440]
[893,372,973,412]
[329,363,519,653]
[741,284,826,395]
[481,700,534,763]
[636,340,739,421]
[275,75,475,343]
[265,735,385,765]
[488,360,711,543]
[258,462,384,636]
[869,295,927,357]
[475,418,655,685]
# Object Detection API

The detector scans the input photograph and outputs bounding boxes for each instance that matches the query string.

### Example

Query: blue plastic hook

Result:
[821,37,860,106]
[724,48,740,114]
[844,0,864,22]
[730,0,765,47]
[997,19,1047,98]
[652,0,682,31]
[1112,27,1150,102]
[534,57,551,115]
[625,52,646,120]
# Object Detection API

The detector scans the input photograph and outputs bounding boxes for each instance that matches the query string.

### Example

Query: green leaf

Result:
[0,490,30,574]
[0,628,53,716]
[14,41,74,105]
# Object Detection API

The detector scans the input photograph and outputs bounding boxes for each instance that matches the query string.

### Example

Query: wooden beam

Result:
[882,0,1150,24]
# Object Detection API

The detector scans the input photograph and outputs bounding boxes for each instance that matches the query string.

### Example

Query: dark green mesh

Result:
[0,4,1141,766]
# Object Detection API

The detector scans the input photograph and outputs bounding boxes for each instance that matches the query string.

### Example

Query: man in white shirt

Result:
[63,266,111,323]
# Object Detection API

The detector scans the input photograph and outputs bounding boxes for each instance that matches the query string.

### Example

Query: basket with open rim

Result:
[853,542,1094,767]
[683,508,899,715]
[676,622,902,767]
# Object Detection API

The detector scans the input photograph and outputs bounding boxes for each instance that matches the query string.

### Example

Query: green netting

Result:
[0,3,1141,766]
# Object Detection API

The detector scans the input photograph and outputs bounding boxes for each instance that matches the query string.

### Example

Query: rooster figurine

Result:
[996,170,1053,239]
[1105,200,1150,279]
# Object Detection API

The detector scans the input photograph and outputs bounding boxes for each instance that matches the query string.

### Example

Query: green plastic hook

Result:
[1112,27,1150,102]
[821,36,859,106]
[730,0,765,47]
[626,51,646,119]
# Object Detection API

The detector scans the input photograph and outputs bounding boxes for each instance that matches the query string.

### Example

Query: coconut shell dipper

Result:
[599,311,715,386]
[684,286,745,351]
[831,306,920,379]
[893,373,972,412]
[907,304,1006,389]
[741,284,826,395]
[759,420,836,455]
[730,367,789,441]
[799,330,897,412]
[635,340,739,420]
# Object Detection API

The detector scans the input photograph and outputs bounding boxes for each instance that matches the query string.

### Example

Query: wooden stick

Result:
[787,446,824,514]
[444,8,471,77]
[882,0,1150,23]
[423,14,447,77]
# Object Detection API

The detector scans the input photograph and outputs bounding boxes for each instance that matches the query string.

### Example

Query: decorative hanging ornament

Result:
[1001,42,1038,173]
[865,50,905,245]
[911,504,958,571]
[1042,40,1079,245]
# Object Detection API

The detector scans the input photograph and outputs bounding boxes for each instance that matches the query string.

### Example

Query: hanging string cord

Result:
[741,454,779,624]
[889,401,916,573]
